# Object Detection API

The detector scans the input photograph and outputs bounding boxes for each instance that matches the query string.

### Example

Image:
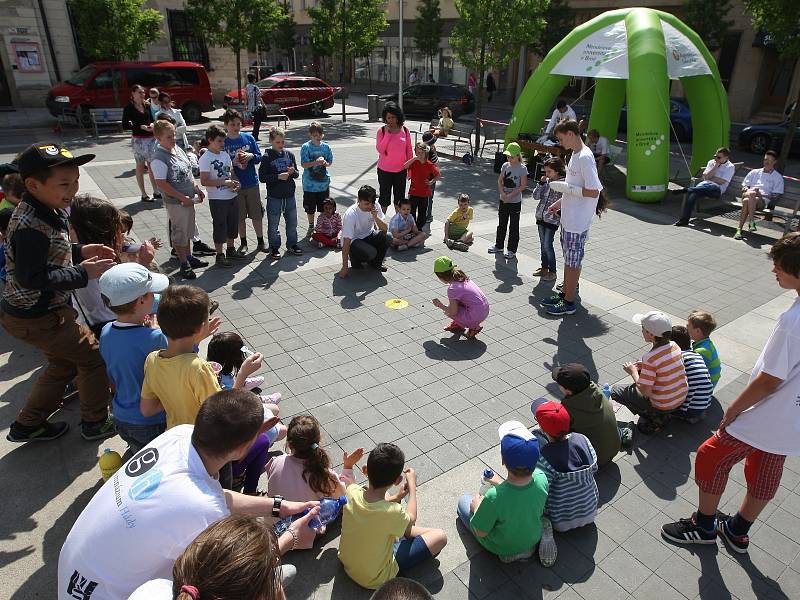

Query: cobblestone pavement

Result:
[1,112,798,600]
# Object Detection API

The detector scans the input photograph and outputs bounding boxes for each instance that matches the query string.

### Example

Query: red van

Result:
[46,61,214,124]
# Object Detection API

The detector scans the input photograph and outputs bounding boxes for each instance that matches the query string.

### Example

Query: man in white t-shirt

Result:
[674,147,736,226]
[58,389,317,600]
[735,150,785,239]
[587,129,611,176]
[544,100,577,135]
[338,184,389,278]
[662,233,800,555]
[540,119,603,317]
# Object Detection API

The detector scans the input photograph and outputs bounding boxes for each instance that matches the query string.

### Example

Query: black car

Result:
[738,120,800,156]
[380,84,475,118]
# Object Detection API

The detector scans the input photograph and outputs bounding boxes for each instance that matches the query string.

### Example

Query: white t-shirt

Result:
[74,279,116,328]
[545,105,577,133]
[742,168,785,198]
[561,144,603,233]
[58,426,229,600]
[246,82,261,112]
[199,150,237,200]
[703,159,736,194]
[591,136,610,157]
[341,203,385,240]
[726,297,800,456]
[128,578,172,599]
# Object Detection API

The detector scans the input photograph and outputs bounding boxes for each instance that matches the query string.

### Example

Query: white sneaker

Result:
[538,517,557,567]
[487,245,501,254]
[244,376,265,391]
[503,250,516,259]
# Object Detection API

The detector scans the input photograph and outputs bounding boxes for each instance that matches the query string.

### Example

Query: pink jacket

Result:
[376,125,413,172]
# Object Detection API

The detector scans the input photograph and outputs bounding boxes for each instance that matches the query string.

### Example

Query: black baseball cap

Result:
[17,143,95,179]
[551,363,591,393]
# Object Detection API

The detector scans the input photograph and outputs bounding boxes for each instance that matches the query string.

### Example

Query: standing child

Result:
[259,127,302,259]
[488,142,527,259]
[533,157,565,282]
[1,172,24,212]
[389,198,428,251]
[312,198,342,248]
[403,141,440,229]
[199,124,243,268]
[687,310,721,388]
[432,256,490,338]
[671,325,713,423]
[245,73,265,141]
[421,131,438,222]
[444,193,474,251]
[300,121,334,234]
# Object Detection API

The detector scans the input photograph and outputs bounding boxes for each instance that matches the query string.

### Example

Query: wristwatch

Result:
[271,495,283,518]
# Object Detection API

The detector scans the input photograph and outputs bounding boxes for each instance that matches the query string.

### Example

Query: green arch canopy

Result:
[506,8,730,202]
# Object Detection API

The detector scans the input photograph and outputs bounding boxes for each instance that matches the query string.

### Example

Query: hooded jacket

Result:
[561,382,621,466]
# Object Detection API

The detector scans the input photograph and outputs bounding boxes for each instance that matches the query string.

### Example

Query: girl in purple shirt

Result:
[432,255,490,338]
[375,102,413,212]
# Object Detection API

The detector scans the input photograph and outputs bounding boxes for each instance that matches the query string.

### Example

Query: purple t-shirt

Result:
[448,279,490,324]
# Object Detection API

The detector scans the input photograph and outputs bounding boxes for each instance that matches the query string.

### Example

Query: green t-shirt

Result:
[470,470,549,557]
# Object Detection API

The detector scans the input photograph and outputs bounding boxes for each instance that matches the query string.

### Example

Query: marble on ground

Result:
[1,115,799,600]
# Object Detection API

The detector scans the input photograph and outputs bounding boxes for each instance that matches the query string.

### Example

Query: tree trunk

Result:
[779,88,800,171]
[474,43,486,154]
[235,48,243,112]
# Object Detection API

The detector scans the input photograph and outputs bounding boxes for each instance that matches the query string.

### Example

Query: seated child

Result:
[533,401,598,533]
[339,443,447,590]
[389,198,428,250]
[370,578,433,600]
[0,208,11,283]
[687,310,721,388]
[549,363,621,467]
[0,172,23,212]
[432,256,489,338]
[312,198,343,248]
[611,311,688,434]
[444,193,474,251]
[533,157,565,281]
[432,107,454,137]
[671,325,713,423]
[98,263,170,455]
[456,421,550,564]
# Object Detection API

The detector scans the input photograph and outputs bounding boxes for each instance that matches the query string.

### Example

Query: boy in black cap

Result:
[1,143,116,443]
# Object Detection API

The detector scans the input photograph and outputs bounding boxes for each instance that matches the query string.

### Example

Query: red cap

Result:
[535,401,571,438]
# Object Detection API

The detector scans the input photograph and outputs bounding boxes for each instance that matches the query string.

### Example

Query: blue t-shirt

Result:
[100,322,168,425]
[300,140,333,192]
[224,133,262,189]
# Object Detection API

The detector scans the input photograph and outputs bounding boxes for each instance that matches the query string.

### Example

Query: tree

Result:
[530,0,574,58]
[274,5,297,71]
[743,0,800,164]
[682,0,734,52]
[68,0,162,62]
[186,0,284,105]
[414,0,443,76]
[452,0,549,148]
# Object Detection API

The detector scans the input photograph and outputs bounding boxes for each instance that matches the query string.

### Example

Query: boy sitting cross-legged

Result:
[339,443,448,589]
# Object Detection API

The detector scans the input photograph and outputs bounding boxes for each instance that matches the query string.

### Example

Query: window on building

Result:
[168,10,210,68]
[717,32,742,91]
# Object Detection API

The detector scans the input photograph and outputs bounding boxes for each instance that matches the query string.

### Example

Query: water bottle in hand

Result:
[479,469,494,495]
[309,496,348,530]
[602,383,611,399]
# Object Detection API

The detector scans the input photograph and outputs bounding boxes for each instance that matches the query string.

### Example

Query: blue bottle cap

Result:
[483,468,494,478]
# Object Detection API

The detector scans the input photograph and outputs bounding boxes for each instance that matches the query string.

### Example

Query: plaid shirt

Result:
[1,193,87,318]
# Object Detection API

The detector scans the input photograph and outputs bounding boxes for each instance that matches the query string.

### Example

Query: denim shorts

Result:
[114,418,166,456]
[393,536,432,572]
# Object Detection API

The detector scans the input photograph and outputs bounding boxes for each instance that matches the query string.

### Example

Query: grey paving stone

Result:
[364,420,403,445]
[408,426,449,454]
[597,546,651,592]
[425,444,469,473]
[452,552,511,599]
[350,406,386,429]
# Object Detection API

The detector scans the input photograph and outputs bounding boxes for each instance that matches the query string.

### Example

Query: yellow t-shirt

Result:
[447,207,473,233]
[338,483,412,589]
[140,351,221,429]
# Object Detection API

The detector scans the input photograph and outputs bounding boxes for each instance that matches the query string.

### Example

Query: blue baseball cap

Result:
[498,421,540,470]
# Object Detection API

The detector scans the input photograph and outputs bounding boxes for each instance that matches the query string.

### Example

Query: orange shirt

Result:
[639,341,688,411]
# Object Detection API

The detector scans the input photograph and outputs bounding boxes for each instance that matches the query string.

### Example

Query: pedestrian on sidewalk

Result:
[486,73,496,102]
[375,102,412,213]
[123,84,159,202]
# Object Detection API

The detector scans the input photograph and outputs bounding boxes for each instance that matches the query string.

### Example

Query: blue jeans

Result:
[266,195,298,250]
[393,535,433,572]
[457,494,474,530]
[114,418,166,457]
[537,224,557,272]
[680,180,721,221]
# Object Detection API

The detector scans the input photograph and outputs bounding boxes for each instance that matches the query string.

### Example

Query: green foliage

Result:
[415,0,443,70]
[743,0,800,58]
[274,6,297,58]
[68,0,162,61]
[529,0,574,57]
[309,0,387,65]
[682,0,734,52]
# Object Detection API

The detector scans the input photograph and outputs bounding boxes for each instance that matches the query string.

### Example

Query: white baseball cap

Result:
[99,263,170,307]
[633,310,672,337]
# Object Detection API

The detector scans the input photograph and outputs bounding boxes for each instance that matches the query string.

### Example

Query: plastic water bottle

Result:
[479,469,494,495]
[151,293,160,314]
[602,383,611,399]
[308,496,348,530]
[98,448,123,481]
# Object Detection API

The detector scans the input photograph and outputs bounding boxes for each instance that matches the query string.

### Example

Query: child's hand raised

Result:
[202,316,222,340]
[81,243,116,261]
[343,448,364,469]
[241,352,263,376]
[81,256,115,279]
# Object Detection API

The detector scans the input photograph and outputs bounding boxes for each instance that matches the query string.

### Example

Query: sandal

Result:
[444,320,465,333]
[465,326,483,339]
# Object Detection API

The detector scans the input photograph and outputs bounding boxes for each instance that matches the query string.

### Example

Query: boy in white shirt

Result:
[338,185,389,278]
[587,129,610,176]
[674,147,736,226]
[736,150,785,239]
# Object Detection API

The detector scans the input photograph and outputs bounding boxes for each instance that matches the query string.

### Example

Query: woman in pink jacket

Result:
[375,102,413,213]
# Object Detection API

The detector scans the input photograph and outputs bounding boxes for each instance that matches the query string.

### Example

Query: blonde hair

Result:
[415,141,429,153]
[436,267,469,283]
[269,126,285,141]
[153,120,175,138]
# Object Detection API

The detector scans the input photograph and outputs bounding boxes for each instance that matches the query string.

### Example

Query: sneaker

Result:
[397,244,408,251]
[193,241,216,256]
[244,376,265,391]
[748,221,757,232]
[226,247,246,259]
[269,248,281,259]
[717,514,749,554]
[542,271,557,282]
[503,250,516,259]
[6,420,69,443]
[673,220,689,227]
[538,517,557,567]
[465,326,483,339]
[619,421,634,449]
[555,281,579,294]
[540,293,564,307]
[661,514,717,546]
[453,241,470,252]
[445,239,455,249]
[372,261,388,272]
[286,245,303,256]
[426,214,433,223]
[533,267,547,276]
[80,415,117,441]
[187,255,209,269]
[318,241,325,249]
[256,242,268,254]
[636,416,669,435]
[734,228,743,240]
[487,245,501,254]
[216,253,232,268]
[152,191,163,200]
[170,247,177,257]
[261,392,282,405]
[209,300,219,315]
[237,243,249,255]
[444,320,465,333]
[140,194,153,203]
[180,265,196,280]
[546,300,577,316]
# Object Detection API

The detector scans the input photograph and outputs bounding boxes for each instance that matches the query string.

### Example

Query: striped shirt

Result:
[535,432,598,532]
[679,350,714,413]
[639,341,688,410]
[692,337,721,387]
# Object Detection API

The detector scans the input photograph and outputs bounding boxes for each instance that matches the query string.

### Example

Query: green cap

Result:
[504,142,522,157]
[433,256,455,274]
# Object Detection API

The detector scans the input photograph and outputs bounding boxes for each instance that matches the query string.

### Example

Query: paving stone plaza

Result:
[1,107,799,600]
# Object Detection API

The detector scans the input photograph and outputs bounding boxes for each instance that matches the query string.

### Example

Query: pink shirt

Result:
[266,454,354,502]
[376,126,413,172]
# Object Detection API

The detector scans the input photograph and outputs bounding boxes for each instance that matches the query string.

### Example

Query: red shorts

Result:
[695,430,786,500]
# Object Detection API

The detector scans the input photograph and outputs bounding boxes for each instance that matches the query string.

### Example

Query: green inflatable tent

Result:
[506,7,729,202]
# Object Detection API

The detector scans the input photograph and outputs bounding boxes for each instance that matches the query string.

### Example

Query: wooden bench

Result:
[89,107,125,138]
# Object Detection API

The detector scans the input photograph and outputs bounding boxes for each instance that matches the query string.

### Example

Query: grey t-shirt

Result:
[151,144,196,205]
[501,162,528,203]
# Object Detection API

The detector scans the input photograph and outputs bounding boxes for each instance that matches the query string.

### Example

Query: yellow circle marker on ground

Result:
[385,298,409,310]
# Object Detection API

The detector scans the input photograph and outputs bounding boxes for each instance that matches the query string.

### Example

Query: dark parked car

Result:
[380,84,475,118]
[619,98,693,141]
[738,120,800,155]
